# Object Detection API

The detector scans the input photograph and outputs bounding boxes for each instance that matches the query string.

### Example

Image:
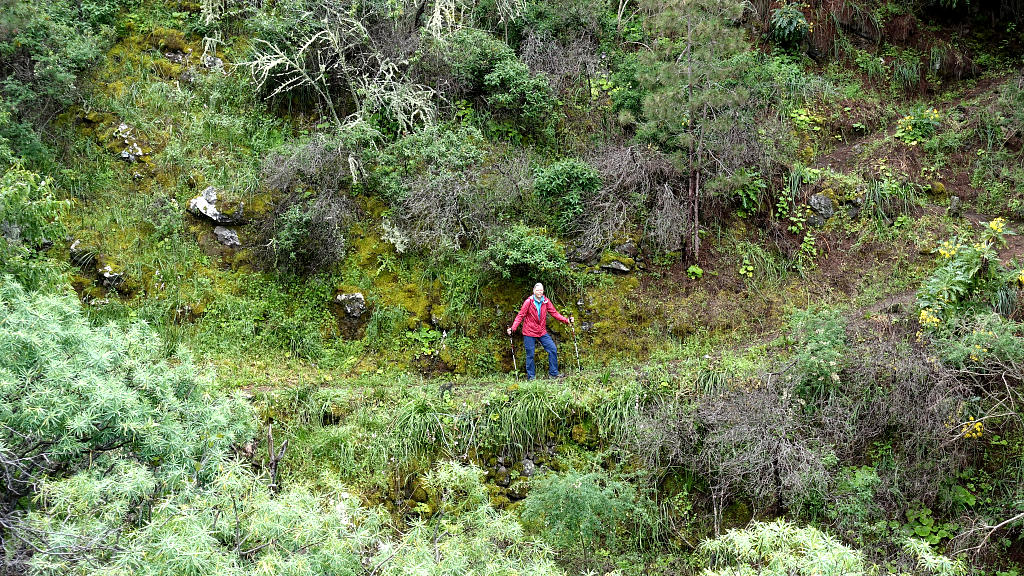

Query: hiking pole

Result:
[570,319,582,373]
[508,328,519,379]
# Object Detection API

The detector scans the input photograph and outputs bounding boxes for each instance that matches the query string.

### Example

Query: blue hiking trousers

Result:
[523,333,558,379]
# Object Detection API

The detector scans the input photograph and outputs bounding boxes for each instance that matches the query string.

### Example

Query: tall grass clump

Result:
[479,379,574,456]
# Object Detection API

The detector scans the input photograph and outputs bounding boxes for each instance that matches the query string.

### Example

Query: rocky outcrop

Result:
[187,186,243,224]
[601,260,631,274]
[213,226,241,247]
[332,291,370,339]
[335,292,367,318]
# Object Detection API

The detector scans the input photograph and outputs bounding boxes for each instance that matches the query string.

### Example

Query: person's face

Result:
[533,285,544,299]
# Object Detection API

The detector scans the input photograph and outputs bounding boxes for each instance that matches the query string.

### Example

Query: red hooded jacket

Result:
[511,296,569,337]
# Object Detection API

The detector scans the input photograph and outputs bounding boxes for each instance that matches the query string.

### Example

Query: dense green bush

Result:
[917,218,1011,331]
[770,3,811,46]
[484,60,556,141]
[533,158,602,235]
[418,29,516,96]
[0,165,67,289]
[789,308,848,405]
[261,194,353,277]
[520,469,659,556]
[479,224,570,286]
[0,0,120,162]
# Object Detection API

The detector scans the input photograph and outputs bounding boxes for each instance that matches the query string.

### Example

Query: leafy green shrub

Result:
[771,3,811,46]
[261,194,354,277]
[484,59,556,141]
[731,169,768,217]
[902,503,958,546]
[480,224,570,286]
[895,107,942,145]
[533,159,602,235]
[917,218,1011,331]
[0,0,119,162]
[520,469,659,556]
[418,29,516,96]
[932,312,1024,369]
[825,466,888,547]
[0,165,67,289]
[699,520,866,576]
[789,308,847,405]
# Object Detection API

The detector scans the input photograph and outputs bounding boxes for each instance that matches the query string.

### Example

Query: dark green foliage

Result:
[521,469,658,554]
[261,193,354,277]
[533,158,602,235]
[196,275,338,359]
[484,60,556,141]
[770,3,810,46]
[0,165,67,289]
[825,466,888,547]
[0,0,120,163]
[418,29,516,96]
[631,0,774,256]
[731,169,768,217]
[479,224,570,286]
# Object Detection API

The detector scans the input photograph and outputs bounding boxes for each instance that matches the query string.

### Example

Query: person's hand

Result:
[507,327,512,335]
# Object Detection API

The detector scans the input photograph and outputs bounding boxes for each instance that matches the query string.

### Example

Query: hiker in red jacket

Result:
[507,283,574,379]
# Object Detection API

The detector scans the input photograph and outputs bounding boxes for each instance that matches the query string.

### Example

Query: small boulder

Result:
[335,292,367,318]
[948,195,963,218]
[615,241,639,258]
[809,193,836,220]
[69,240,98,269]
[201,53,224,71]
[213,226,241,247]
[188,186,241,224]
[569,245,599,264]
[494,465,511,487]
[521,458,536,477]
[601,260,631,274]
[1,221,21,244]
[846,196,864,220]
[98,263,126,289]
[112,123,147,163]
[164,51,188,64]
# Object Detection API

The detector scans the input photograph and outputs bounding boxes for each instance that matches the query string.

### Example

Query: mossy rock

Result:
[721,499,753,529]
[71,273,107,303]
[570,422,591,445]
[148,27,188,52]
[152,59,183,80]
[599,250,635,269]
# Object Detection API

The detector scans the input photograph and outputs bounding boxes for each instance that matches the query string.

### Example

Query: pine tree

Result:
[636,0,755,260]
